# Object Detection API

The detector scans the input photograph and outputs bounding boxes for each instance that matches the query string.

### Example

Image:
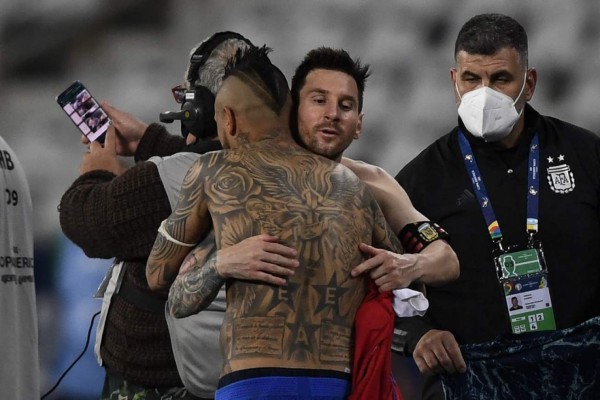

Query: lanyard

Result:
[458,130,540,248]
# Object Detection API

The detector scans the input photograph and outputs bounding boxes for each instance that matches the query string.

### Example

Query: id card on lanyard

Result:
[459,131,556,334]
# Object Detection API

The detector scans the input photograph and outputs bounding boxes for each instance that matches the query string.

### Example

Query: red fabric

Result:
[348,280,403,400]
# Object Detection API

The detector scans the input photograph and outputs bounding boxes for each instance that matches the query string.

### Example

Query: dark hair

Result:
[454,13,528,66]
[223,45,289,115]
[291,47,370,112]
[289,47,370,140]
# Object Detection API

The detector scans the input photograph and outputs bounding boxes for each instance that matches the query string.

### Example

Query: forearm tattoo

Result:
[147,158,211,291]
[168,250,225,318]
[147,231,187,292]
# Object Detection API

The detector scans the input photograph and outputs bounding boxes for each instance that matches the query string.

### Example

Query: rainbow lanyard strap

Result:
[457,130,540,251]
[459,130,556,334]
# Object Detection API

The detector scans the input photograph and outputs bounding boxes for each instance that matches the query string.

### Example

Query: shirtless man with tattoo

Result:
[157,47,459,399]
[147,46,403,399]
[164,48,459,312]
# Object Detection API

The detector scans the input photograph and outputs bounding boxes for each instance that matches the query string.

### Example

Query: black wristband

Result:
[398,221,449,253]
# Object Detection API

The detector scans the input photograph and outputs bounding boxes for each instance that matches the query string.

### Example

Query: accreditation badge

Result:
[494,243,556,334]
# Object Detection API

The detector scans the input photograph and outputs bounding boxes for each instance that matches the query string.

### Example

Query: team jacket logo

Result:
[546,155,575,194]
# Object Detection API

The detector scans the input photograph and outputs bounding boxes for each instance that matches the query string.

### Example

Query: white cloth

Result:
[164,282,226,398]
[94,260,124,365]
[393,288,429,317]
[151,152,226,397]
[0,136,40,399]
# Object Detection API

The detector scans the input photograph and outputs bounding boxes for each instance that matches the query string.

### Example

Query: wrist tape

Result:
[157,219,196,247]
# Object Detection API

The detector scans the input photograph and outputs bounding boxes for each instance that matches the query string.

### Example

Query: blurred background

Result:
[1,0,598,398]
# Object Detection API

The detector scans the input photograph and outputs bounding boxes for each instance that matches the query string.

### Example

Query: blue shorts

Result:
[215,368,351,400]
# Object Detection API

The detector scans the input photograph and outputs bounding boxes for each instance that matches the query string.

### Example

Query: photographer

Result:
[59,32,256,400]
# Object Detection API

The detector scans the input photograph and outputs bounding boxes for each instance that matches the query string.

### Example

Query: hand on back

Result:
[216,234,299,286]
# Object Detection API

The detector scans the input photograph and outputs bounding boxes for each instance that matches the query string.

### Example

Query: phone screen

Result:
[56,80,110,143]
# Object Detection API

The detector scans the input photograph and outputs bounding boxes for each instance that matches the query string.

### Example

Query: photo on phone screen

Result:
[56,80,110,143]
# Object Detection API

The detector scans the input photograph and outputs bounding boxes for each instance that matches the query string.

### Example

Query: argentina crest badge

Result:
[417,222,439,242]
[546,154,575,194]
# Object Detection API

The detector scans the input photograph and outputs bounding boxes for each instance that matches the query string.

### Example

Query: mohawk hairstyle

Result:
[223,45,290,115]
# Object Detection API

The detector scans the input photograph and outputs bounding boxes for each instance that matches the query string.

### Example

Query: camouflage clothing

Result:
[101,372,211,400]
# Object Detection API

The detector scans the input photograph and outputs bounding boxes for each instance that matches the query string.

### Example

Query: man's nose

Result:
[323,104,340,121]
[479,78,492,88]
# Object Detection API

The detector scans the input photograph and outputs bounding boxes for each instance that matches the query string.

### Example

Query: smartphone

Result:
[56,80,110,143]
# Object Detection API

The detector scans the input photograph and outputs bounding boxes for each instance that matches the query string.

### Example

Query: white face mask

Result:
[456,73,527,142]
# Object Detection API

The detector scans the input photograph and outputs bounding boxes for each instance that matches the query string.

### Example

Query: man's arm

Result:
[395,316,466,375]
[59,104,192,261]
[355,191,418,288]
[134,123,187,162]
[168,233,299,317]
[101,101,186,161]
[147,158,213,291]
[59,129,171,260]
[168,231,224,317]
[357,239,458,289]
[366,188,404,256]
[342,157,420,232]
[343,158,459,287]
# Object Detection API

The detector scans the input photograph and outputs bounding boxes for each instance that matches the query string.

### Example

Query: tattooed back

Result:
[179,137,396,374]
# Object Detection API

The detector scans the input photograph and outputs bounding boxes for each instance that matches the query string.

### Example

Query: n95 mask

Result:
[456,75,526,142]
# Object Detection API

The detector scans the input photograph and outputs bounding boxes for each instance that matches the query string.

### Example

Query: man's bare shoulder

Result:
[341,157,425,232]
[341,157,397,187]
[229,144,359,181]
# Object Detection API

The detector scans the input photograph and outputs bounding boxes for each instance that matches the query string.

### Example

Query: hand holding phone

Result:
[56,80,111,143]
[79,128,126,176]
[101,101,149,156]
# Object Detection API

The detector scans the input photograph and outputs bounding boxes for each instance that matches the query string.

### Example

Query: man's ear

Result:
[223,106,236,137]
[354,112,364,140]
[525,67,538,102]
[450,68,461,104]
